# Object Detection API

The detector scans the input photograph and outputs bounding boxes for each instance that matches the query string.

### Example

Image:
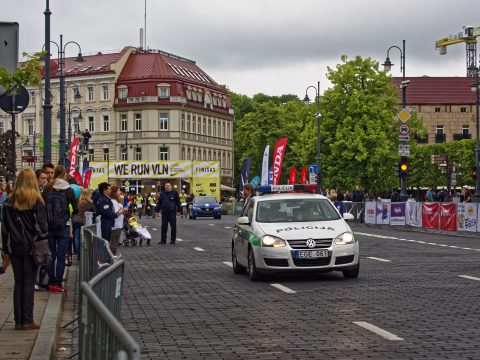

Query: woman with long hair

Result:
[1,169,48,330]
[73,188,95,258]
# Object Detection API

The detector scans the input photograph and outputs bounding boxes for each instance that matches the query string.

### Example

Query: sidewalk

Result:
[0,264,72,360]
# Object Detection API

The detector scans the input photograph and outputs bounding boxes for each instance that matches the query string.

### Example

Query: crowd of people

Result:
[0,161,194,331]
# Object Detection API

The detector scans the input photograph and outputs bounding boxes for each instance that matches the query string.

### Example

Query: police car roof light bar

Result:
[257,184,317,194]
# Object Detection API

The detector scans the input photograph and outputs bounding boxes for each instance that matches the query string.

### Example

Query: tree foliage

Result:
[0,51,44,92]
[0,130,14,180]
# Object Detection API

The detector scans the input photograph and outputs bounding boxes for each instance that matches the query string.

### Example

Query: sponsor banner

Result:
[272,137,288,185]
[422,203,439,229]
[390,202,406,225]
[457,203,478,232]
[261,145,269,186]
[289,168,297,185]
[191,161,221,201]
[300,167,307,184]
[439,203,457,231]
[343,202,365,223]
[68,137,79,176]
[364,202,376,224]
[89,162,109,190]
[334,201,344,215]
[376,201,390,224]
[239,157,252,194]
[406,201,422,227]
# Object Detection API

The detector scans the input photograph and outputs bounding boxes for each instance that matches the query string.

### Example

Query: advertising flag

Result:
[238,157,252,194]
[272,137,288,185]
[82,167,94,189]
[68,137,79,176]
[300,167,307,184]
[289,168,297,185]
[261,145,270,186]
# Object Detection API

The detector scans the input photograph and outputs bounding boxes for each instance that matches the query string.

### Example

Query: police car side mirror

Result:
[343,213,354,221]
[236,216,251,225]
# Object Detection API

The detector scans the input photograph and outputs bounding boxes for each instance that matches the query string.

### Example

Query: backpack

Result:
[46,189,69,230]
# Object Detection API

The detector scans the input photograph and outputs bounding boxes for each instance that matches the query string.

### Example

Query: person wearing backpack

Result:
[43,166,77,293]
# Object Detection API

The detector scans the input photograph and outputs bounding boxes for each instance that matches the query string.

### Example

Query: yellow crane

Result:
[435,25,480,77]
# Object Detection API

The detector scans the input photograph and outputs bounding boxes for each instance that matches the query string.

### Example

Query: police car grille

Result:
[287,238,332,249]
[293,257,332,267]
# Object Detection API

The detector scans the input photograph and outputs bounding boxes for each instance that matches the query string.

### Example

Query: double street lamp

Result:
[471,66,480,203]
[383,40,409,200]
[303,81,321,193]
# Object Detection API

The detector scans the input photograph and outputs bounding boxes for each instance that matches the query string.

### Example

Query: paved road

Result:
[119,215,480,360]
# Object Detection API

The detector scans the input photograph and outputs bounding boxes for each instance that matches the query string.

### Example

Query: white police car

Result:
[232,184,359,280]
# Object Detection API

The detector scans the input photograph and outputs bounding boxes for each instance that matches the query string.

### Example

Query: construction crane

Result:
[435,25,480,77]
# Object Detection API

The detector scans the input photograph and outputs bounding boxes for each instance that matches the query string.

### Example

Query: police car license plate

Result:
[296,250,329,259]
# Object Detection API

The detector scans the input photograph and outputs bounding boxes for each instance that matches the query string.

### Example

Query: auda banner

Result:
[439,203,457,231]
[390,202,406,225]
[364,202,376,224]
[457,203,478,232]
[422,202,439,229]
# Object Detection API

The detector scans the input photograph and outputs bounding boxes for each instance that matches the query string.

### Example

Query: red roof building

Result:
[393,77,478,144]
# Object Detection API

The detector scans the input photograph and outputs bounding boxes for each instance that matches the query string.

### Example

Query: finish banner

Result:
[457,203,478,232]
[439,203,457,231]
[422,203,439,229]
[272,137,288,185]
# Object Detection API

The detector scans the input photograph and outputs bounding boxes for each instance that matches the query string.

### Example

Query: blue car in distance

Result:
[190,196,222,220]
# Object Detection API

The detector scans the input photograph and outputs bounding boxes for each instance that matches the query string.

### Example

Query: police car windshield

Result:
[256,199,341,223]
[194,196,217,204]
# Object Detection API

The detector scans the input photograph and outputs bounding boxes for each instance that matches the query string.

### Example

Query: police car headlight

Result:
[261,235,286,248]
[335,232,356,245]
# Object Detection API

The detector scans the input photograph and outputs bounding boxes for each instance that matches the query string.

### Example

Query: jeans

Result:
[161,211,177,243]
[72,221,82,255]
[47,226,69,287]
[10,254,36,325]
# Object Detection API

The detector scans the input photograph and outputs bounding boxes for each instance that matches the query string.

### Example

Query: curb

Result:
[30,267,69,360]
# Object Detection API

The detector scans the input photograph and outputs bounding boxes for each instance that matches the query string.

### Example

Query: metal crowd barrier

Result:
[79,259,140,360]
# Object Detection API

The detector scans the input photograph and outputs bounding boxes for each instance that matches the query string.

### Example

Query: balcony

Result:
[453,133,472,141]
[435,133,446,143]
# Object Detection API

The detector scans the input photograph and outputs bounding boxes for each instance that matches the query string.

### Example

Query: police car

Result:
[232,184,359,280]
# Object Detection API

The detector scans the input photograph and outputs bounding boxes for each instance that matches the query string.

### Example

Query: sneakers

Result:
[22,322,40,330]
[48,285,67,293]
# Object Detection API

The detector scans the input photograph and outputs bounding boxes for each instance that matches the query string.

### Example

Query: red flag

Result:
[72,171,83,186]
[272,137,288,185]
[300,167,307,184]
[83,169,93,188]
[289,168,297,185]
[68,137,79,176]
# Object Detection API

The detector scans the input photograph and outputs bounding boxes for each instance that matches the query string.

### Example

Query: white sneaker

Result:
[34,284,40,291]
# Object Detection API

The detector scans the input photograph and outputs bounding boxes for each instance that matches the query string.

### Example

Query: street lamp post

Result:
[43,0,52,164]
[303,81,321,193]
[383,40,408,200]
[471,66,480,202]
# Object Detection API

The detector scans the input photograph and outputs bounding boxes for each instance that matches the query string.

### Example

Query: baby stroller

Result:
[123,214,152,246]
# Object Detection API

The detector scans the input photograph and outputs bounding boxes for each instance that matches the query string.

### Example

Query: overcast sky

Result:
[2,0,479,97]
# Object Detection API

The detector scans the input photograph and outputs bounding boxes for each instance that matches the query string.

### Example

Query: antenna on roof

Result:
[139,28,144,50]
[144,0,147,50]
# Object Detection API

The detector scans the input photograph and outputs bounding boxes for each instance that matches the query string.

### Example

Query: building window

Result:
[26,119,34,135]
[218,121,221,137]
[208,150,211,160]
[103,115,110,132]
[187,115,191,133]
[436,125,444,135]
[222,122,226,138]
[434,107,442,113]
[88,148,95,161]
[159,113,168,130]
[193,149,196,160]
[135,147,142,161]
[461,107,467,113]
[463,125,470,135]
[159,147,168,160]
[203,149,206,160]
[203,118,206,134]
[197,118,201,133]
[208,119,211,135]
[187,148,191,160]
[158,86,170,98]
[181,147,185,160]
[29,91,37,105]
[0,121,4,134]
[227,153,231,168]
[87,85,94,101]
[120,114,128,132]
[193,116,196,134]
[213,120,216,137]
[101,84,109,101]
[103,148,109,161]
[118,87,127,99]
[88,116,95,132]
[121,147,127,160]
[181,114,185,131]
[135,113,142,131]
[227,123,231,139]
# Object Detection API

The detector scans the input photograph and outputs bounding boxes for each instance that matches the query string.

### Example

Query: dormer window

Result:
[157,83,170,98]
[118,85,128,100]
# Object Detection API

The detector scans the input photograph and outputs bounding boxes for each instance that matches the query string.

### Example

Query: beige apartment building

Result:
[0,47,234,189]
[393,77,478,144]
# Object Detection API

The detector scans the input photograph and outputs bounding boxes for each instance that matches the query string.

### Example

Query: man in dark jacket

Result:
[95,182,116,242]
[352,185,364,203]
[156,182,180,244]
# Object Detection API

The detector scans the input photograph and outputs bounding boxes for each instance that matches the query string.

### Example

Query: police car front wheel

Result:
[342,261,360,279]
[232,244,246,274]
[248,247,262,281]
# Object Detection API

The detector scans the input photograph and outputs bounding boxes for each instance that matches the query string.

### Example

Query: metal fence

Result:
[80,259,140,360]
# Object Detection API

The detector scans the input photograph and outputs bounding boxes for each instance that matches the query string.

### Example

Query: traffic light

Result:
[399,157,409,178]
[472,167,477,181]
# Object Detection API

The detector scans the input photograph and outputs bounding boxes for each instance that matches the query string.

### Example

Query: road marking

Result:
[177,238,184,242]
[209,224,215,226]
[225,226,233,229]
[459,275,480,281]
[366,256,391,262]
[152,228,157,231]
[356,232,480,252]
[270,283,296,294]
[223,261,233,267]
[353,321,403,341]
[194,247,205,252]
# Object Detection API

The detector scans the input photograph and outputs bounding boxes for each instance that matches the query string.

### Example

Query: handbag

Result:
[31,213,52,266]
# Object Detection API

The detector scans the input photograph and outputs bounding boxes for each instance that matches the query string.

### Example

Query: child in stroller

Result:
[123,213,152,246]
